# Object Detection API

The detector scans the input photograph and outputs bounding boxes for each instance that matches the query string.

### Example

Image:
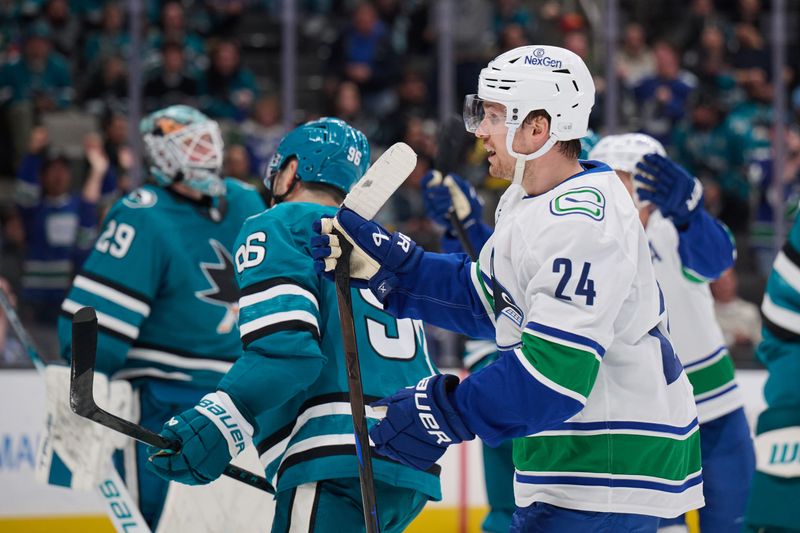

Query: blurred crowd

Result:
[1,0,797,367]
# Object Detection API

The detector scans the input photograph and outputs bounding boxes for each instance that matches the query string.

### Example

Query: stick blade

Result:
[342,142,417,219]
[70,306,98,418]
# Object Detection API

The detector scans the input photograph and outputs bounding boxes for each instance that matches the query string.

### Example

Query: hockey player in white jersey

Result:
[590,134,755,532]
[312,45,704,532]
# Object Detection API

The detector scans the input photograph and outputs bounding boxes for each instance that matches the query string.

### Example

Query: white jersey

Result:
[646,211,743,423]
[470,164,703,518]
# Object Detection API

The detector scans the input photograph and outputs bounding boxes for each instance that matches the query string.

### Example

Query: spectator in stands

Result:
[492,0,533,36]
[616,22,655,89]
[82,55,128,115]
[222,144,256,185]
[146,1,207,73]
[747,125,800,276]
[732,23,771,78]
[14,126,106,355]
[634,41,695,145]
[672,90,749,233]
[40,0,79,60]
[100,110,132,200]
[711,268,762,349]
[82,2,130,72]
[144,41,200,112]
[329,80,379,144]
[200,39,258,122]
[0,20,73,162]
[240,94,285,177]
[498,23,529,52]
[332,1,398,116]
[691,24,740,110]
[378,70,431,147]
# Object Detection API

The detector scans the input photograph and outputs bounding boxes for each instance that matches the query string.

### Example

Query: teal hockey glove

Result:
[147,393,253,485]
[311,207,424,301]
[634,153,704,227]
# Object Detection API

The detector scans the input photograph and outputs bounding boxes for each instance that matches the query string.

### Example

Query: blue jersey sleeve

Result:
[384,249,496,340]
[677,209,736,282]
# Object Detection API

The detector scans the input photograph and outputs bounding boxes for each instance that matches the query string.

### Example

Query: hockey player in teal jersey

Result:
[57,105,265,527]
[745,213,800,533]
[146,118,442,532]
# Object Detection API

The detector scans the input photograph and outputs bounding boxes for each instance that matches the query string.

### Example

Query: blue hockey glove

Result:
[147,393,252,485]
[634,153,704,227]
[421,170,483,230]
[311,208,423,301]
[369,374,474,471]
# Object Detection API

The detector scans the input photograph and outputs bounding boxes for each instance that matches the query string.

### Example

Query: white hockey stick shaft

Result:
[342,142,417,219]
[0,290,152,533]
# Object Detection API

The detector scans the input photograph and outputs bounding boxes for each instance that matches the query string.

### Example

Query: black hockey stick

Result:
[333,236,381,533]
[436,114,477,260]
[69,306,275,494]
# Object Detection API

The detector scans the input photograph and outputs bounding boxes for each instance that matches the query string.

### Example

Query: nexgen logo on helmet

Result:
[463,45,595,183]
[523,48,563,68]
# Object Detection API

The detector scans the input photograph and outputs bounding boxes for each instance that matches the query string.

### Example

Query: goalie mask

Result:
[463,45,595,183]
[141,105,225,197]
[265,117,370,204]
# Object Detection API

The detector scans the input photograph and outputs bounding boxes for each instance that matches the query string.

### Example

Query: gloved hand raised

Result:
[421,170,483,230]
[634,153,704,227]
[311,207,423,301]
[147,393,252,485]
[369,374,474,471]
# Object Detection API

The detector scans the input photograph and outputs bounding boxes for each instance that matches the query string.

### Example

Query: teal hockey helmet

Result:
[265,117,370,203]
[140,105,226,196]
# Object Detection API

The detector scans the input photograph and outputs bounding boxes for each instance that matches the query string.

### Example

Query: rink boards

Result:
[0,369,768,533]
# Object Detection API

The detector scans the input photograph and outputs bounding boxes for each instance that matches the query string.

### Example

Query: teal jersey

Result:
[218,202,441,500]
[758,212,800,408]
[58,179,265,389]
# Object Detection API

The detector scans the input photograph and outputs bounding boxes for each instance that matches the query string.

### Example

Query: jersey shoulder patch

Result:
[122,187,159,209]
[549,186,606,221]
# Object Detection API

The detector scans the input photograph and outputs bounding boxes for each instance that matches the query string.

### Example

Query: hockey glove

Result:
[147,393,252,485]
[634,153,704,227]
[369,374,474,471]
[311,207,423,301]
[421,170,483,229]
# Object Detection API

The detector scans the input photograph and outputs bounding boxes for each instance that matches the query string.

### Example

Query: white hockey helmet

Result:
[464,45,595,180]
[588,133,666,174]
[589,133,666,206]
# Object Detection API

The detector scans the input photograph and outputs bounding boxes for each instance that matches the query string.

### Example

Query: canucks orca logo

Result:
[195,239,239,334]
[550,187,606,221]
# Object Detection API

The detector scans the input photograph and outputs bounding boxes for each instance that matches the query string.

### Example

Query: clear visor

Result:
[463,95,509,135]
[166,121,224,171]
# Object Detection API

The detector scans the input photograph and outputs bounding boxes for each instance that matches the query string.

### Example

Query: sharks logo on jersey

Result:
[196,239,240,334]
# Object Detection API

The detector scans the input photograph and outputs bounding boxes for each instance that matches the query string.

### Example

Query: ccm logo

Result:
[414,377,452,445]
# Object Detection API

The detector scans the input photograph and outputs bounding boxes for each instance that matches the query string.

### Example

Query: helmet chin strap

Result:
[505,127,559,186]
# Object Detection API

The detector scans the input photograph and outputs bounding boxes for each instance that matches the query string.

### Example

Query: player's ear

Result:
[274,158,299,195]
